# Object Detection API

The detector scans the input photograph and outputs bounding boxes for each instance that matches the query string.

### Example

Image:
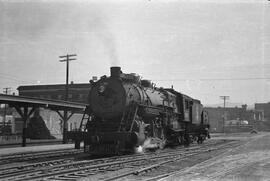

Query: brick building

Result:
[205,105,263,133]
[255,102,270,122]
[17,83,91,104]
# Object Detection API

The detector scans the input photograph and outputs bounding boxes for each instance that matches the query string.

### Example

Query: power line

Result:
[220,96,230,133]
[200,78,270,81]
[59,53,77,144]
[3,87,12,95]
[2,87,12,124]
[0,73,35,83]
[59,54,77,101]
[153,78,270,82]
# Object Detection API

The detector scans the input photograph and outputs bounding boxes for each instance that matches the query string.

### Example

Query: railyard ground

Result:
[1,132,269,181]
[111,132,270,181]
[160,132,270,181]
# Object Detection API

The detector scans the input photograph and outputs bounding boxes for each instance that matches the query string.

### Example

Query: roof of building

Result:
[0,94,87,112]
[17,83,91,91]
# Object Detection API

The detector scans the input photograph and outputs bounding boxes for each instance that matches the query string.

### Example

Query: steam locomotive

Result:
[68,67,210,155]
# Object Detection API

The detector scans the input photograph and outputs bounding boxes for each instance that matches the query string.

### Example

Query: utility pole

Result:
[220,96,230,133]
[59,54,76,143]
[3,87,11,125]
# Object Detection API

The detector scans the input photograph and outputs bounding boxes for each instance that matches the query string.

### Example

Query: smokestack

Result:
[110,67,121,78]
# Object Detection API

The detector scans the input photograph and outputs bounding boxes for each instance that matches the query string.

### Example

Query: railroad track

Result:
[100,141,240,181]
[1,149,209,181]
[0,139,229,178]
[0,140,239,181]
[132,141,242,181]
[0,148,84,165]
[0,146,197,180]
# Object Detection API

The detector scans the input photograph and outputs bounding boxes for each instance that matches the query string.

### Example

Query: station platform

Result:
[0,143,77,157]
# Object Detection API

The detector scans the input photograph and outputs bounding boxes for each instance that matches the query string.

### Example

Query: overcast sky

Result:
[0,0,269,106]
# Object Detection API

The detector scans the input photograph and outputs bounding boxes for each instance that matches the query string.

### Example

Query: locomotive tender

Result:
[68,67,210,155]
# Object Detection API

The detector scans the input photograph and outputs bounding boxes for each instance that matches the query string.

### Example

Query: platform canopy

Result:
[0,94,87,111]
[0,93,88,146]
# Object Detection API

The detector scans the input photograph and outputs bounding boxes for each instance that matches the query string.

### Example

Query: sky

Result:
[0,0,269,106]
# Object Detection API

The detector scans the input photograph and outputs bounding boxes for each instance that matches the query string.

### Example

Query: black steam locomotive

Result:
[68,67,210,155]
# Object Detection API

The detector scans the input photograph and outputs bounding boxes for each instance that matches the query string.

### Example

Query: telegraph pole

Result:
[3,87,11,125]
[220,96,229,133]
[59,54,76,143]
[3,87,11,94]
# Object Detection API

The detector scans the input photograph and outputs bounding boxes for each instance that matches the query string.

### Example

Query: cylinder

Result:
[110,67,121,78]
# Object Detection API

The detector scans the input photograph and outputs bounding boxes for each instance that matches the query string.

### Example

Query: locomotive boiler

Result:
[68,67,210,155]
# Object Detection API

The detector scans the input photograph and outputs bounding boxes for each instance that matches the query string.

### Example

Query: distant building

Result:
[255,102,270,122]
[17,83,91,104]
[205,105,264,133]
[0,115,13,135]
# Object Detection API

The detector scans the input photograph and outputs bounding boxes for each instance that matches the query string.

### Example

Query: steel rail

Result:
[38,143,237,181]
[138,142,242,181]
[3,148,205,180]
[102,141,240,181]
[0,140,237,181]
[0,142,209,176]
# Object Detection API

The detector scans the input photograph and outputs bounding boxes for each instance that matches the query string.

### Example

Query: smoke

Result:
[88,11,120,67]
[97,30,119,67]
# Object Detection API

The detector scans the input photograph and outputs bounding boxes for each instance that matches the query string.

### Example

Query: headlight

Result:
[99,85,106,93]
